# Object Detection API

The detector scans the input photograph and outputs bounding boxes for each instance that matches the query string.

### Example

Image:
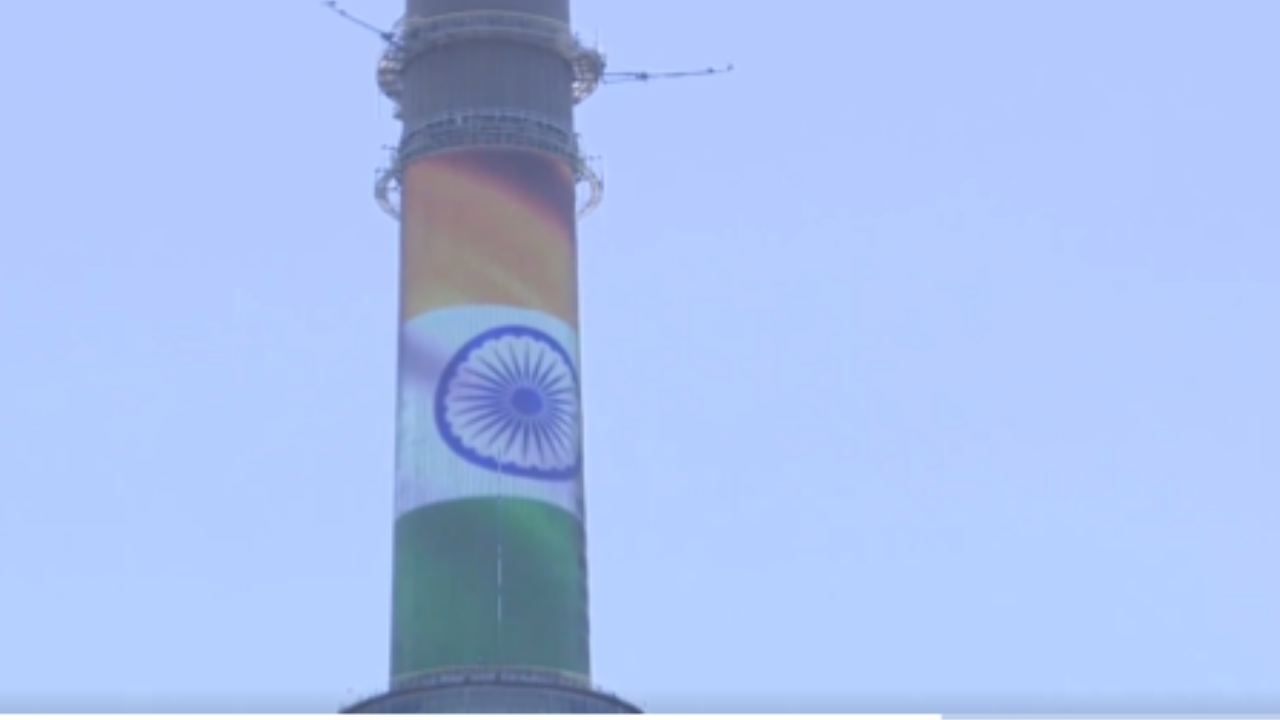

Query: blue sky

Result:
[0,0,1277,713]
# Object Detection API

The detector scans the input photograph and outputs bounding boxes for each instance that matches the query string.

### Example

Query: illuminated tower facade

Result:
[341,0,636,713]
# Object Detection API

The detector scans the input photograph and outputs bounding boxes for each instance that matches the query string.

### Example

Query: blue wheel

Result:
[435,325,580,480]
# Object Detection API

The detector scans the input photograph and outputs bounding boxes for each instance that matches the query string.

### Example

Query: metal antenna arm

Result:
[602,63,734,84]
[323,1,398,44]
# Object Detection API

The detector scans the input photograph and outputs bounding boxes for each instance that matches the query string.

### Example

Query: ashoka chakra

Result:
[434,325,580,480]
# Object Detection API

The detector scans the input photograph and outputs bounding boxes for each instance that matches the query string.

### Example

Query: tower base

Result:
[341,667,641,714]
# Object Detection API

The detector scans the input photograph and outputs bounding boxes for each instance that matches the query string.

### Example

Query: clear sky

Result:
[0,0,1276,714]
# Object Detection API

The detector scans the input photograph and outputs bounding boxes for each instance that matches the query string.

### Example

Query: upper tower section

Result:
[377,0,604,126]
[372,0,606,220]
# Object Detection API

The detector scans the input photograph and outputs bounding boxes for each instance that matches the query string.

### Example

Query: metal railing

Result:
[374,107,604,221]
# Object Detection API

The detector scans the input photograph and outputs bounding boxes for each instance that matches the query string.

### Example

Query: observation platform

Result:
[374,107,603,221]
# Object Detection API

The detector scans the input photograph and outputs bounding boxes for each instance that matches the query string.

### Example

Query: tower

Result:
[340,0,637,713]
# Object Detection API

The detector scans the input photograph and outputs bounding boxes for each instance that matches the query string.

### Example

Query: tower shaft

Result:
[344,0,632,713]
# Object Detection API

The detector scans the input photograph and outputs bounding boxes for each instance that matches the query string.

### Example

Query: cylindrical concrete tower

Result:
[344,0,633,713]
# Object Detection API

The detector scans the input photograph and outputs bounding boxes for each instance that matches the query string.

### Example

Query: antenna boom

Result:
[323,1,397,44]
[602,64,734,85]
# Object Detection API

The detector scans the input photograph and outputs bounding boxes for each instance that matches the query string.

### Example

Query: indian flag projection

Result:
[396,305,584,518]
[390,148,591,684]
